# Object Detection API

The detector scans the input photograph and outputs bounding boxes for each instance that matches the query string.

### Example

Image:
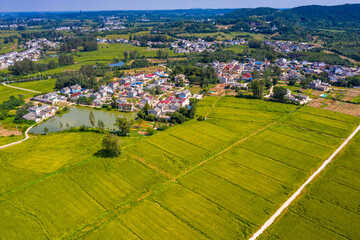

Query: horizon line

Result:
[0,3,357,14]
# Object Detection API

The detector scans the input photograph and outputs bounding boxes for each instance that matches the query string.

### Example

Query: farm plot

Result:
[0,201,48,240]
[217,97,297,113]
[240,137,321,172]
[10,79,56,93]
[209,107,282,122]
[4,174,105,238]
[196,96,219,116]
[289,111,357,131]
[1,132,102,173]
[147,134,210,164]
[283,115,353,138]
[0,84,34,103]
[206,119,266,136]
[168,126,227,151]
[84,220,139,240]
[202,158,292,204]
[126,141,186,175]
[222,147,307,186]
[298,106,360,124]
[119,200,206,240]
[261,133,360,240]
[0,132,102,194]
[152,183,248,240]
[254,129,332,159]
[268,123,343,148]
[186,121,240,142]
[179,170,276,230]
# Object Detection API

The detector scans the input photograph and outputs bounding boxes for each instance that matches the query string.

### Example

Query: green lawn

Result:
[0,96,359,239]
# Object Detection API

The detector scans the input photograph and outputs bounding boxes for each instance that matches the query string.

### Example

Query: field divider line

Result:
[130,154,172,178]
[174,121,278,180]
[178,182,258,228]
[281,122,346,139]
[266,128,335,150]
[151,200,211,239]
[223,157,293,186]
[203,169,275,204]
[4,200,51,239]
[252,136,324,161]
[249,125,360,240]
[238,147,308,173]
[306,192,360,217]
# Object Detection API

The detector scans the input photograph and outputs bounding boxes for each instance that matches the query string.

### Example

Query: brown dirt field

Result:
[343,89,360,101]
[308,98,360,117]
[147,59,166,63]
[0,126,22,136]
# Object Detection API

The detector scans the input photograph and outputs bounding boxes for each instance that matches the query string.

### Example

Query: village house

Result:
[309,80,331,91]
[178,90,191,99]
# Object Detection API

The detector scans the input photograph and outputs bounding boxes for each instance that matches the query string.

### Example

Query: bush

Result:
[197,115,205,121]
[146,127,155,136]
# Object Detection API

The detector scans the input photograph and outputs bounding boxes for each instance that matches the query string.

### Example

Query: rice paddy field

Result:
[0,96,359,239]
[9,79,56,93]
[259,129,360,240]
[0,84,35,103]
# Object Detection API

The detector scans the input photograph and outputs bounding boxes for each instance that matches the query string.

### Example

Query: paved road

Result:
[249,125,360,240]
[2,82,41,93]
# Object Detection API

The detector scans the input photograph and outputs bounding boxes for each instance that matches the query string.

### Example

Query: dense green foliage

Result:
[9,59,57,75]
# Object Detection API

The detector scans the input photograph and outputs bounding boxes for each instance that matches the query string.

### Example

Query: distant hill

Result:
[283,4,360,26]
[224,7,279,19]
[223,4,360,28]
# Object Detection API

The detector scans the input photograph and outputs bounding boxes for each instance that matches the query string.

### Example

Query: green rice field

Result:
[0,96,359,239]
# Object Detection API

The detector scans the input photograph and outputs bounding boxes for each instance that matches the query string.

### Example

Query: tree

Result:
[272,77,279,86]
[288,78,297,86]
[114,118,131,136]
[97,119,105,130]
[43,127,49,135]
[146,127,155,136]
[251,70,259,80]
[89,111,95,127]
[273,86,288,102]
[102,134,121,157]
[249,80,265,99]
[123,51,128,60]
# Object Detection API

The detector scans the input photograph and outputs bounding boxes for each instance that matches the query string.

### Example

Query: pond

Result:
[108,61,125,67]
[30,107,137,134]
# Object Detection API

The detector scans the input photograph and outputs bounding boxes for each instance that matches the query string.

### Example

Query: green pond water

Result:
[30,107,136,134]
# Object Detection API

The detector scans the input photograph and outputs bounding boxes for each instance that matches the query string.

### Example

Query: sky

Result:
[2,0,360,12]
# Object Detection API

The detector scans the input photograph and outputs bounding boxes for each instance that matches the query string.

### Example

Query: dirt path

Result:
[2,82,41,93]
[249,124,360,240]
[0,123,36,150]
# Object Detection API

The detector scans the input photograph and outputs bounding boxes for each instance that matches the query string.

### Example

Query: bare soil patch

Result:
[0,126,22,136]
[308,98,360,117]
